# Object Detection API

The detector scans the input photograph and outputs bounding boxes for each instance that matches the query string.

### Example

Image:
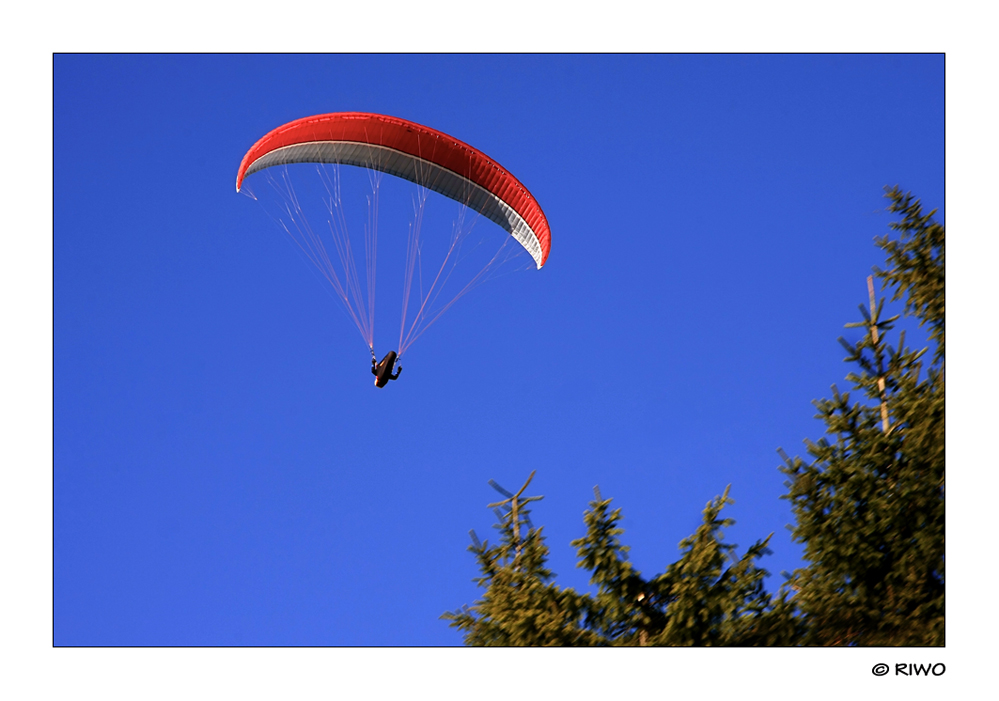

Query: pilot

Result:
[371,350,402,388]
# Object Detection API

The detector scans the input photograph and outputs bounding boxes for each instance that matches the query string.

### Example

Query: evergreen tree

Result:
[778,187,944,645]
[441,472,600,646]
[573,485,800,646]
[445,480,796,645]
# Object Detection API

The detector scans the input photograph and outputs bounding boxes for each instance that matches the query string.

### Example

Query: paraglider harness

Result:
[371,349,402,388]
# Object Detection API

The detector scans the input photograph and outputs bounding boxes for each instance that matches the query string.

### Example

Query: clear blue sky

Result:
[54,54,944,646]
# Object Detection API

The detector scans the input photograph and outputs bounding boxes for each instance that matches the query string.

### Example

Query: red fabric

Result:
[237,113,550,266]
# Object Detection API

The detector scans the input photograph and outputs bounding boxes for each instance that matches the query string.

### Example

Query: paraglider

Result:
[371,350,402,388]
[237,112,550,386]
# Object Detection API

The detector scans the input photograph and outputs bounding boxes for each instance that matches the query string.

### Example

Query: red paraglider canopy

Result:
[236,112,551,268]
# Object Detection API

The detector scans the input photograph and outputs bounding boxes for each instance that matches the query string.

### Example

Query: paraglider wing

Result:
[236,112,551,268]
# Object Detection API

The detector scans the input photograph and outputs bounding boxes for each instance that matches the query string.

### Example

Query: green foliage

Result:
[778,187,944,645]
[569,486,647,644]
[441,479,600,646]
[444,482,799,646]
[875,186,945,363]
[574,485,802,646]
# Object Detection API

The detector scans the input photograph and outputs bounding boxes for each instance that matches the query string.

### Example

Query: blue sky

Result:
[54,54,944,646]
